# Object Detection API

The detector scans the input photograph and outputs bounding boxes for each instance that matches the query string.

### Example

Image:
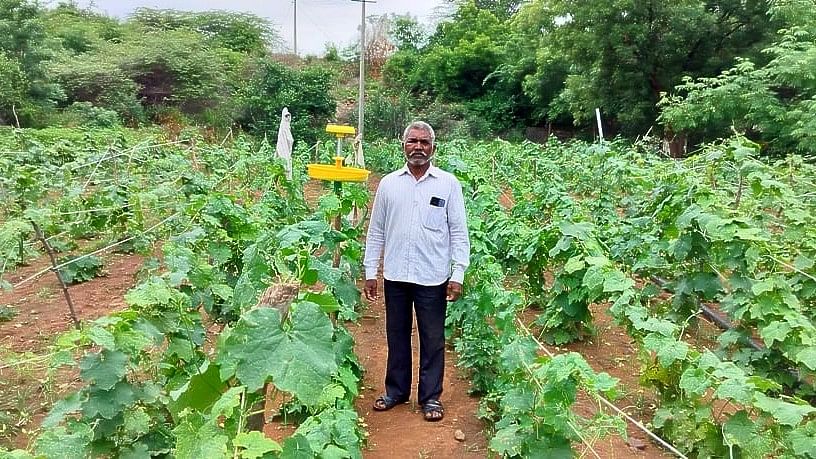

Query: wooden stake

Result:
[30,221,80,329]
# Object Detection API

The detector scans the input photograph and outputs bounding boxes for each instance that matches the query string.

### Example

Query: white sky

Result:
[72,0,448,55]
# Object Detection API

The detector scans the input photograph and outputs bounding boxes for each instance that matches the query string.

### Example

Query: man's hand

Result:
[364,279,378,301]
[446,281,463,301]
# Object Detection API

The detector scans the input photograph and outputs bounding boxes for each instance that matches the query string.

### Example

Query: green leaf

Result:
[87,326,115,349]
[723,411,772,457]
[679,367,711,395]
[602,271,635,293]
[235,431,282,459]
[751,278,777,296]
[789,422,816,457]
[173,415,229,459]
[211,386,244,419]
[558,221,594,240]
[760,321,791,347]
[643,334,688,367]
[124,407,151,436]
[563,256,585,274]
[34,423,92,458]
[42,392,83,428]
[79,349,128,390]
[119,442,151,459]
[793,255,814,271]
[280,433,314,459]
[168,361,226,420]
[217,302,337,406]
[796,347,816,370]
[753,392,815,427]
[82,380,137,419]
[301,291,340,314]
[490,423,523,457]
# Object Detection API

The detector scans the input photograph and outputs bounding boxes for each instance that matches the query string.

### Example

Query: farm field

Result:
[2,125,815,459]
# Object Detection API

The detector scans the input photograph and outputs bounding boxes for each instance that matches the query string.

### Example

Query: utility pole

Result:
[352,0,376,145]
[293,0,298,55]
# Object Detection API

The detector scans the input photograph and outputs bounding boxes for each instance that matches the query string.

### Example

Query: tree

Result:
[130,8,280,55]
[514,0,780,135]
[659,1,816,154]
[0,0,62,125]
[389,14,427,51]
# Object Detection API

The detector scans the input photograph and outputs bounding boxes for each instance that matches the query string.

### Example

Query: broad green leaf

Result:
[87,326,115,349]
[679,368,710,395]
[34,423,92,458]
[235,431,282,459]
[79,349,128,390]
[751,278,777,296]
[217,302,337,406]
[796,347,816,370]
[760,321,791,347]
[320,444,351,459]
[119,442,151,459]
[753,392,815,427]
[789,422,816,457]
[563,256,585,274]
[123,407,151,436]
[490,424,523,457]
[723,411,773,457]
[558,221,594,240]
[82,380,137,420]
[42,392,83,428]
[168,361,226,419]
[602,271,635,293]
[173,416,229,459]
[280,433,314,459]
[643,334,688,367]
[301,291,340,314]
[211,386,244,419]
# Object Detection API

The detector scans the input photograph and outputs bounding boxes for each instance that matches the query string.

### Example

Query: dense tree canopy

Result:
[659,1,816,153]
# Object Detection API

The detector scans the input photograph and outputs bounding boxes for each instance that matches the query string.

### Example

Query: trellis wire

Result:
[12,213,179,289]
[515,318,689,459]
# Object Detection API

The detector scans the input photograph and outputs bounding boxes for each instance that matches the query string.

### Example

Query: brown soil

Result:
[0,252,145,352]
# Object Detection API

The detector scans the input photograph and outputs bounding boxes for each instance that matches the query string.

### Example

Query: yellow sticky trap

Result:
[307,156,370,182]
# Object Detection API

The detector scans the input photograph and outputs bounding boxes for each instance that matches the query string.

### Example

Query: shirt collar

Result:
[399,164,440,180]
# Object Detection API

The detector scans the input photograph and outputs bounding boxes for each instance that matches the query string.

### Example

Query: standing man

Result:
[363,121,470,422]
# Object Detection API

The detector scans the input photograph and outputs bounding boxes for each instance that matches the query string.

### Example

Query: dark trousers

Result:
[383,279,448,405]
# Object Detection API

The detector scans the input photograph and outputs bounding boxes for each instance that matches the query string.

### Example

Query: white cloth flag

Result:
[351,134,365,168]
[275,107,294,179]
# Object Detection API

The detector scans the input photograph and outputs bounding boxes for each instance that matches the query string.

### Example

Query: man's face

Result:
[403,128,435,167]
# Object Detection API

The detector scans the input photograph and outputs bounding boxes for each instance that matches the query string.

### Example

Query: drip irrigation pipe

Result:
[650,276,805,384]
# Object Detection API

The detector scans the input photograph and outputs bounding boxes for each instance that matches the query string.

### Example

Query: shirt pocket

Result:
[423,205,447,231]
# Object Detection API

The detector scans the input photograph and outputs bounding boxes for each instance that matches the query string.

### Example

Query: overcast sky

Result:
[72,0,448,55]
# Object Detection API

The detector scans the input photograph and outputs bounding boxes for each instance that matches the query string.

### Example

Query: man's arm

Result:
[447,179,470,299]
[363,185,387,300]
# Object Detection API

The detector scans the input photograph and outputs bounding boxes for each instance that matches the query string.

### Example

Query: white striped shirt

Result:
[364,164,470,285]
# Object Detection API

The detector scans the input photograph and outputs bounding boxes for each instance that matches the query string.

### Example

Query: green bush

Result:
[238,59,336,145]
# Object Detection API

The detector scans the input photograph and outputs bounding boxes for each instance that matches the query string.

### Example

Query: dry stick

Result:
[30,220,80,330]
[516,319,689,459]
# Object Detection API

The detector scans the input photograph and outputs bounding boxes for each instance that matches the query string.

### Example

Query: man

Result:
[363,121,470,422]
